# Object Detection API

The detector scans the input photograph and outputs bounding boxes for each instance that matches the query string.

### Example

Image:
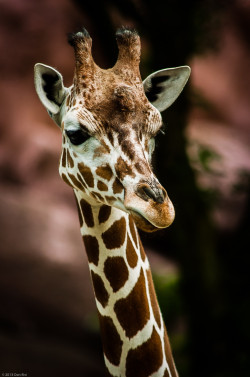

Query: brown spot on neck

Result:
[98,205,112,224]
[91,271,109,308]
[104,256,129,292]
[126,327,163,377]
[126,236,138,268]
[78,162,94,187]
[114,268,150,338]
[79,198,94,227]
[102,217,126,249]
[83,235,99,265]
[98,315,123,366]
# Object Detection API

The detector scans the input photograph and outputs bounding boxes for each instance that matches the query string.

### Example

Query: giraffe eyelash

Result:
[159,122,167,135]
[154,122,166,137]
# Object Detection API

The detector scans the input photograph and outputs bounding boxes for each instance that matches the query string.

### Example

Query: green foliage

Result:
[197,145,220,173]
[188,141,222,174]
[153,272,182,324]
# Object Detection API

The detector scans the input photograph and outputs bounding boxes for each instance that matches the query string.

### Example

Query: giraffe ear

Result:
[34,63,68,115]
[143,66,191,112]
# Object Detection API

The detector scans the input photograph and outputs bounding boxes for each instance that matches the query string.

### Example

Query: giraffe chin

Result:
[129,210,161,232]
[125,195,175,233]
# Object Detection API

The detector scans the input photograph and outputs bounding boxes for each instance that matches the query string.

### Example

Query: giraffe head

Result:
[34,28,190,232]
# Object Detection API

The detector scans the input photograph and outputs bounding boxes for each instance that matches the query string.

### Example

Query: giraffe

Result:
[34,27,190,377]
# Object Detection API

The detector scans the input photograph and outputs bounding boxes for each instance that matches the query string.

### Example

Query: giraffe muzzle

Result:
[124,181,175,232]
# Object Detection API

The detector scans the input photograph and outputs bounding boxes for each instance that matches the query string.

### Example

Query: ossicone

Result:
[67,27,91,47]
[114,26,141,74]
[68,27,94,86]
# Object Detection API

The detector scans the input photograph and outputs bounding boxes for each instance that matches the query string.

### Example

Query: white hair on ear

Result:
[143,66,191,112]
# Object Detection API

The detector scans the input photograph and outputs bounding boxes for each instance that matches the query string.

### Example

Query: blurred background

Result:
[0,0,250,376]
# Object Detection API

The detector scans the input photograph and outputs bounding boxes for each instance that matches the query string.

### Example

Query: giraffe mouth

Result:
[125,194,175,233]
[129,210,161,232]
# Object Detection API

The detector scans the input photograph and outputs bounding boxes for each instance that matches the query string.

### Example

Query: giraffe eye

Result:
[66,129,90,145]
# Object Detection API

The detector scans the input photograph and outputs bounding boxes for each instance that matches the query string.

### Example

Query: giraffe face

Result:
[59,79,174,232]
[34,28,190,232]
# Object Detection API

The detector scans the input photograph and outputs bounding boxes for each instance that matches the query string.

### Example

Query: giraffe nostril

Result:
[136,183,166,204]
[143,186,159,202]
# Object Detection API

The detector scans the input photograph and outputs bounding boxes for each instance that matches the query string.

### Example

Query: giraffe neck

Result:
[74,189,178,377]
